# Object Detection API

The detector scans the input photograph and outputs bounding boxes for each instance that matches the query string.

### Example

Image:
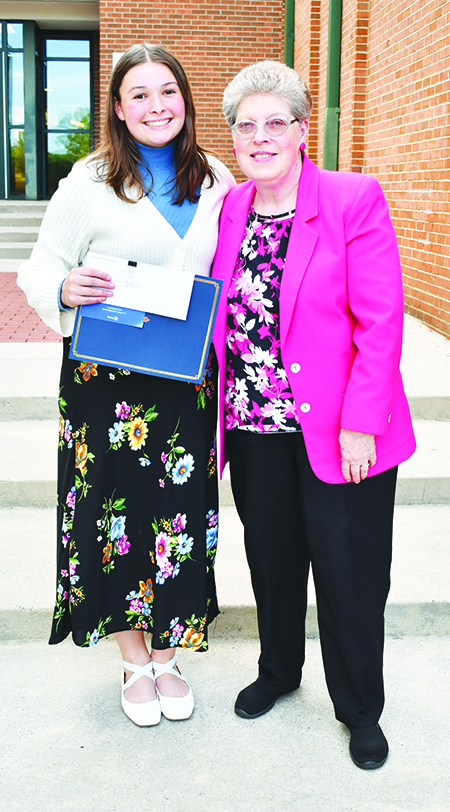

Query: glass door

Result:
[43,36,93,196]
[0,21,25,197]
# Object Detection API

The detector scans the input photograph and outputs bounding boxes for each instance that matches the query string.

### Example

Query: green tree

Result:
[47,107,91,194]
[10,130,25,192]
[55,107,91,162]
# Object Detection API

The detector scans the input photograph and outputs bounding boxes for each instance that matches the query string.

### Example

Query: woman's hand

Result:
[60,266,115,308]
[339,428,377,484]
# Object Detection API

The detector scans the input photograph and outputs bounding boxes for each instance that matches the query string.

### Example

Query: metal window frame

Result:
[41,29,95,198]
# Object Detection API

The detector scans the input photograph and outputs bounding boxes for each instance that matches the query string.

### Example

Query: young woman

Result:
[18,43,234,726]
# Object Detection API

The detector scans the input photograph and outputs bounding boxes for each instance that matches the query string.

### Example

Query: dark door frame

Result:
[40,29,95,198]
[0,21,95,199]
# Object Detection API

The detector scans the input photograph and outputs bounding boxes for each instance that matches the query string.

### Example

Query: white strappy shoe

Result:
[153,653,194,720]
[121,660,161,726]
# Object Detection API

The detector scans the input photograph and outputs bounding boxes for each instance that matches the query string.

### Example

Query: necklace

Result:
[252,206,296,222]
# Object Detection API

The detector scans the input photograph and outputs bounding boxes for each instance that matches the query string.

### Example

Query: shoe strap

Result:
[152,652,187,684]
[122,660,155,690]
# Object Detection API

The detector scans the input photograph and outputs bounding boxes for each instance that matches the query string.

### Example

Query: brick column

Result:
[294,0,322,165]
[339,0,369,173]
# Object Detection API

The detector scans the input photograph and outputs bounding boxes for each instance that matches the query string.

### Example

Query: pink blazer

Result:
[212,155,416,484]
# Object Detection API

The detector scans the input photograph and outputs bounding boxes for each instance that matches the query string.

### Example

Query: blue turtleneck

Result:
[136,141,199,239]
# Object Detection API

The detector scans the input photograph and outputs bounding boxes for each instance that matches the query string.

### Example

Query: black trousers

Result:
[227,429,398,729]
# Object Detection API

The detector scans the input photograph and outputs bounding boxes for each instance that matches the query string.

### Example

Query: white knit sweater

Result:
[17,155,235,336]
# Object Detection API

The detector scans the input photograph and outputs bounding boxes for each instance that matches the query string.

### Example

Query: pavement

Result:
[0,266,449,811]
[1,635,450,812]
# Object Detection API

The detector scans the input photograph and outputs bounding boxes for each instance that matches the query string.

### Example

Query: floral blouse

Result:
[225,207,301,433]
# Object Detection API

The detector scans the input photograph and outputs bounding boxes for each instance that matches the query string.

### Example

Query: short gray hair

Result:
[222,61,312,126]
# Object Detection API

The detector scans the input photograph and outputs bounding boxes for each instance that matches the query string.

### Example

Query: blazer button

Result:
[290,362,301,374]
[300,402,311,413]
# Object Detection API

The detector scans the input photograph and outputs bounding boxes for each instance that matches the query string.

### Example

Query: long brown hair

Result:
[90,43,215,203]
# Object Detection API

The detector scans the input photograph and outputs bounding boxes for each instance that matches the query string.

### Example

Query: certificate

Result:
[86,251,195,321]
[68,271,222,384]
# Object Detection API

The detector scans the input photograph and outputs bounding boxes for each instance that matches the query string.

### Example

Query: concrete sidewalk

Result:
[1,635,449,812]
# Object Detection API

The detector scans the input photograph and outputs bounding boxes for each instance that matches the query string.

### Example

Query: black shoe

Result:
[349,723,389,770]
[234,681,283,719]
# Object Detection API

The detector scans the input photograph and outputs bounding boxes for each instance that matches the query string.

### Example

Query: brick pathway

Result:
[0,272,61,342]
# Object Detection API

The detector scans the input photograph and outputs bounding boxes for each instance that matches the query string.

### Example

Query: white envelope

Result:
[86,251,195,321]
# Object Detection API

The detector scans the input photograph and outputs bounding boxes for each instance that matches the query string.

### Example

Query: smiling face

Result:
[114,61,186,148]
[233,93,309,188]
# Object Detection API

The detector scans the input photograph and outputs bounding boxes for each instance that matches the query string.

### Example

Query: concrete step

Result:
[0,396,59,420]
[0,215,44,228]
[0,315,448,397]
[400,314,450,398]
[0,337,449,506]
[0,201,47,213]
[0,503,449,642]
[0,258,26,272]
[394,418,450,504]
[0,226,40,241]
[0,415,448,506]
[217,503,450,638]
[408,396,450,420]
[0,342,63,397]
[1,393,449,422]
[0,243,35,259]
[0,202,46,263]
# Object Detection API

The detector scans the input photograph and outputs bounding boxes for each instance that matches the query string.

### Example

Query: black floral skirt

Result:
[50,338,219,649]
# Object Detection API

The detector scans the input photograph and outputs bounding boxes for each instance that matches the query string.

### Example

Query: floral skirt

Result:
[50,338,219,649]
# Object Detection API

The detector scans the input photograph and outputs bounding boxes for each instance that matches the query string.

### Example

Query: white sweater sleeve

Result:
[17,155,235,337]
[17,160,99,336]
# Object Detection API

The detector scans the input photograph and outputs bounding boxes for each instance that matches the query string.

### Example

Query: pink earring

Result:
[300,142,306,152]
[233,147,236,155]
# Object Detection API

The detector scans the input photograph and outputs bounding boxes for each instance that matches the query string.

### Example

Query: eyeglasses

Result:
[231,117,299,139]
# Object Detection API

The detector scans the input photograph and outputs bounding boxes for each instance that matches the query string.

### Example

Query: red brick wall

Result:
[317,1,329,166]
[294,0,322,164]
[98,0,285,175]
[294,0,450,339]
[363,0,450,339]
[339,0,369,173]
[294,0,329,166]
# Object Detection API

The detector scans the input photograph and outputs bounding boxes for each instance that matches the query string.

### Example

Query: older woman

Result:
[212,61,415,769]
